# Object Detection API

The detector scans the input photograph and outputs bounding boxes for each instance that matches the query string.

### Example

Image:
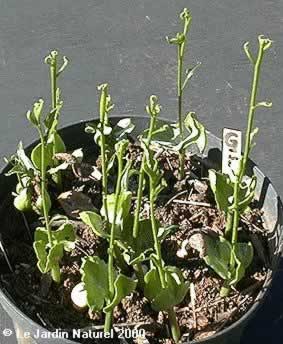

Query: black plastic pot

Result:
[0,116,282,344]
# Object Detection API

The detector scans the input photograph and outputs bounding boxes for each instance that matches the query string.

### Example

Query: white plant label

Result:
[222,128,242,182]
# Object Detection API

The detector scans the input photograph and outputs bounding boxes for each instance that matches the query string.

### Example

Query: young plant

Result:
[44,51,69,188]
[167,8,201,178]
[25,99,76,283]
[142,140,189,343]
[204,35,273,296]
[80,139,137,332]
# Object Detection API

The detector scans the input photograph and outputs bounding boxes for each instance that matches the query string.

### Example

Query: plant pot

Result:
[0,116,282,344]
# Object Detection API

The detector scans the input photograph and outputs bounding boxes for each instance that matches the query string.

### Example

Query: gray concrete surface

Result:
[0,0,282,343]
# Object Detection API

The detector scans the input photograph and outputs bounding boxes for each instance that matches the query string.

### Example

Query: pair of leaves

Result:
[192,234,254,286]
[33,222,76,281]
[121,216,178,265]
[144,264,189,311]
[85,118,134,152]
[141,140,167,201]
[5,142,37,175]
[81,256,137,313]
[80,210,176,266]
[31,132,66,171]
[208,169,257,215]
[150,112,207,155]
[101,191,132,225]
[48,148,84,175]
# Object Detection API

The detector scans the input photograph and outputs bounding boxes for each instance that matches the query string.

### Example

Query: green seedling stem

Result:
[221,35,273,296]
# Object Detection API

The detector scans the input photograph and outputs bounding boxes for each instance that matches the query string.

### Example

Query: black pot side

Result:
[0,116,282,344]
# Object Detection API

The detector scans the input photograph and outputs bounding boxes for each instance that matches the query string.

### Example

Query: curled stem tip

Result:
[258,34,273,51]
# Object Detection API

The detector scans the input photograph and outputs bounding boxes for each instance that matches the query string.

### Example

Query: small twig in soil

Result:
[165,190,188,207]
[165,157,174,171]
[36,312,47,327]
[240,215,264,233]
[190,283,197,328]
[75,243,90,257]
[173,199,213,208]
[189,210,204,221]
[0,234,13,273]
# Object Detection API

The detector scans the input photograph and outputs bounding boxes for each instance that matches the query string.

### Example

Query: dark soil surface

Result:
[0,144,270,343]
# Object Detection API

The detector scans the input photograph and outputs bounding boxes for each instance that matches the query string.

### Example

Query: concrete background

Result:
[0,0,282,343]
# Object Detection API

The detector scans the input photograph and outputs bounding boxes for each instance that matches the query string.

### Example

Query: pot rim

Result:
[0,115,282,344]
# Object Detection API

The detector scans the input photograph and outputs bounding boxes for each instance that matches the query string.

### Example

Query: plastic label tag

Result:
[222,128,242,182]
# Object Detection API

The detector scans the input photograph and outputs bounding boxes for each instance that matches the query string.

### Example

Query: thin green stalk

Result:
[50,54,57,110]
[222,37,271,296]
[104,151,123,332]
[168,307,181,343]
[100,130,109,222]
[98,85,110,223]
[48,51,63,190]
[133,115,157,238]
[240,52,264,181]
[149,181,166,288]
[168,8,191,179]
[225,211,233,240]
[177,43,185,179]
[149,180,181,343]
[38,128,60,283]
[229,43,265,261]
[104,312,112,333]
[38,128,52,244]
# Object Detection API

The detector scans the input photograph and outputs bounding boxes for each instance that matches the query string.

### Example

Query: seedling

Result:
[205,35,273,296]
[142,140,189,343]
[25,99,76,283]
[80,139,137,332]
[167,8,201,178]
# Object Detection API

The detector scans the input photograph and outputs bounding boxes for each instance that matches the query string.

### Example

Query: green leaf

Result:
[81,256,109,311]
[13,188,32,212]
[45,243,64,273]
[208,169,234,214]
[113,118,135,140]
[237,176,257,213]
[101,191,132,225]
[26,99,44,126]
[80,211,108,238]
[44,107,58,130]
[33,227,64,276]
[176,112,207,153]
[193,234,254,287]
[144,265,189,311]
[121,217,155,265]
[52,222,76,251]
[235,242,254,268]
[33,223,76,276]
[17,141,36,172]
[230,242,254,285]
[31,142,53,170]
[203,236,232,280]
[33,228,49,273]
[103,274,137,312]
[51,132,66,154]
